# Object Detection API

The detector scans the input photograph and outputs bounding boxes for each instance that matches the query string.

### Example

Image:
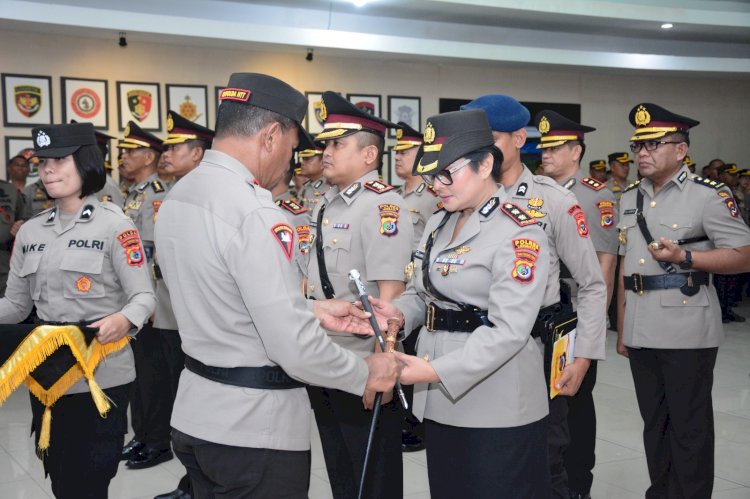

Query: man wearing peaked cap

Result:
[297,132,331,209]
[588,159,609,183]
[154,73,400,498]
[304,90,412,499]
[466,93,607,499]
[606,152,633,204]
[91,128,124,207]
[617,103,750,498]
[715,163,747,324]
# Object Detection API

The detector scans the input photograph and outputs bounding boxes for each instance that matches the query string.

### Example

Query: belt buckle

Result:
[426,304,436,332]
[633,273,645,296]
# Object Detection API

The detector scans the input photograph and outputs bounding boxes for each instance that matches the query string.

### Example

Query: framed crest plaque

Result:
[2,74,53,127]
[166,84,208,127]
[116,81,161,131]
[61,77,108,129]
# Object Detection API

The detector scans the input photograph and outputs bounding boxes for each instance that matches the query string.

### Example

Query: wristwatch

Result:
[679,250,693,270]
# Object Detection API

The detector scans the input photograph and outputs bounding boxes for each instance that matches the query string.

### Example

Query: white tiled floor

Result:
[2,303,750,498]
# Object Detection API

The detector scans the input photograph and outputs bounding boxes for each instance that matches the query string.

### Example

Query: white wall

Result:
[1,28,748,179]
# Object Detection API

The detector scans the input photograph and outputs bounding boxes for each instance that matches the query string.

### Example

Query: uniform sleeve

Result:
[223,207,369,395]
[362,194,413,281]
[703,187,750,249]
[0,226,35,322]
[585,189,619,255]
[430,222,550,399]
[553,194,607,360]
[110,218,156,329]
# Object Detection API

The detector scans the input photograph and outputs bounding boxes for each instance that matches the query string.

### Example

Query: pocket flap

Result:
[59,251,105,274]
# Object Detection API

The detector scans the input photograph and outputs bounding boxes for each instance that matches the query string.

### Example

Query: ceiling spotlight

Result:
[351,0,370,6]
[306,48,314,62]
[661,23,674,29]
[118,31,127,47]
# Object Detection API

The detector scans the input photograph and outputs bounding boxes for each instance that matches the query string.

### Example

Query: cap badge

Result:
[538,116,550,135]
[124,123,131,137]
[35,131,51,148]
[424,123,435,144]
[319,100,328,121]
[166,115,174,132]
[635,105,651,127]
[396,128,403,140]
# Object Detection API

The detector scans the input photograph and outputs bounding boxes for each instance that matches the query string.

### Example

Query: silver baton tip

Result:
[348,269,361,281]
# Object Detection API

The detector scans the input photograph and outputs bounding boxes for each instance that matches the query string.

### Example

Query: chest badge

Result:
[526,198,546,218]
[76,276,92,293]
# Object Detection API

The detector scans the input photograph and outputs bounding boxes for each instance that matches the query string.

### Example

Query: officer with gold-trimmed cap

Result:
[305,90,412,499]
[588,159,609,183]
[617,102,750,498]
[606,152,633,203]
[296,133,330,208]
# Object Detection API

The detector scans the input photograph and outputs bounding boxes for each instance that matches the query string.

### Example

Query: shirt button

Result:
[639,258,645,265]
[309,284,315,292]
[323,218,329,226]
[650,201,657,208]
[672,224,678,229]
[682,299,689,305]
[332,238,338,244]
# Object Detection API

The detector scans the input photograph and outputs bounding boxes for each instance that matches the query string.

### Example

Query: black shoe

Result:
[729,310,746,322]
[154,489,191,499]
[121,438,145,461]
[126,447,173,469]
[401,430,425,453]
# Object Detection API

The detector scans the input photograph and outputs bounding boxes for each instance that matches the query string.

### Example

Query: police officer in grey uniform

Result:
[305,91,413,499]
[534,110,617,499]
[0,177,28,297]
[463,95,606,498]
[606,152,633,205]
[297,134,330,208]
[154,73,400,499]
[117,121,172,468]
[617,103,750,498]
[371,109,551,498]
[272,156,312,275]
[93,128,124,207]
[24,178,54,217]
[0,122,155,498]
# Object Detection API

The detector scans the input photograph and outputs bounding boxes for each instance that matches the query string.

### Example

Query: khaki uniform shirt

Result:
[562,170,619,255]
[399,182,442,250]
[0,196,155,393]
[154,150,369,451]
[298,177,332,209]
[123,173,168,263]
[618,166,750,349]
[393,189,550,428]
[505,167,606,360]
[306,170,413,357]
[24,180,54,217]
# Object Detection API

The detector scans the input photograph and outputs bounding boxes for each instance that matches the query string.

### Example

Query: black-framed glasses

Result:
[629,140,683,153]
[421,158,471,186]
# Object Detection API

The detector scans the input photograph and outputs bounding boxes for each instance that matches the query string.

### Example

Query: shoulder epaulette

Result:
[500,202,538,227]
[581,177,605,191]
[690,175,725,190]
[415,183,426,194]
[313,179,324,189]
[276,199,308,215]
[364,179,394,194]
[151,179,166,193]
[623,180,641,193]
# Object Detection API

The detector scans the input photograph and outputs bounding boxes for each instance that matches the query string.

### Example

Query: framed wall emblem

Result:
[346,93,381,118]
[166,84,208,127]
[2,73,53,127]
[61,77,108,128]
[116,81,161,130]
[305,91,325,133]
[388,95,421,138]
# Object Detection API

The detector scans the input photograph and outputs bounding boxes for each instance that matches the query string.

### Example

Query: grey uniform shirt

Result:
[24,180,54,217]
[393,189,550,428]
[399,182,442,249]
[0,196,155,393]
[618,166,750,349]
[305,170,413,357]
[298,177,332,209]
[562,170,619,255]
[123,173,168,263]
[96,174,124,207]
[154,149,369,451]
[506,166,606,360]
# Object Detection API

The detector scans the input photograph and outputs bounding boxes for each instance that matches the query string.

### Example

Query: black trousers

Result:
[308,386,403,499]
[29,383,130,499]
[172,429,310,499]
[425,417,551,499]
[130,323,174,449]
[564,359,598,494]
[547,394,570,498]
[628,347,718,499]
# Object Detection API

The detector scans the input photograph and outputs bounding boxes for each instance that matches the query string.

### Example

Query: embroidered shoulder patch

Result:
[117,229,145,267]
[296,225,311,254]
[568,204,590,238]
[500,202,537,226]
[691,175,726,190]
[378,204,400,237]
[582,177,605,191]
[725,197,740,218]
[277,199,308,215]
[597,200,615,228]
[365,180,394,194]
[271,223,294,262]
[151,180,165,193]
[511,238,540,284]
[623,180,641,192]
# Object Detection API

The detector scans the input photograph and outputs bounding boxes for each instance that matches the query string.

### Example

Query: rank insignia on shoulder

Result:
[691,175,726,190]
[365,180,394,194]
[563,178,576,190]
[582,177,605,191]
[623,180,641,192]
[80,205,94,220]
[378,204,400,236]
[516,182,528,196]
[414,250,425,260]
[151,180,165,193]
[416,183,426,194]
[343,182,362,198]
[277,199,308,215]
[271,223,294,262]
[313,179,324,189]
[500,202,537,226]
[480,197,499,217]
[45,210,56,223]
[678,171,688,183]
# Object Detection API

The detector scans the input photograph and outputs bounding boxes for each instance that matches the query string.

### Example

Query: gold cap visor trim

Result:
[163,133,199,145]
[393,140,422,151]
[315,122,364,140]
[118,138,152,149]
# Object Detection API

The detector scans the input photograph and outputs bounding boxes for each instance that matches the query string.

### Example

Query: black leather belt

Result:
[184,355,304,390]
[624,271,709,297]
[424,303,492,333]
[531,302,565,339]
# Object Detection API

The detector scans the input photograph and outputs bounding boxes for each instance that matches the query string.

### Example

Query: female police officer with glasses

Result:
[0,122,155,498]
[369,110,552,498]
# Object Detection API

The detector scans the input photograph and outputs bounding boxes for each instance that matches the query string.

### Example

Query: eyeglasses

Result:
[629,140,683,153]
[421,158,471,186]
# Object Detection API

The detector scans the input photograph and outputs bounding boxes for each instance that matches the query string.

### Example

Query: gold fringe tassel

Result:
[38,407,52,452]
